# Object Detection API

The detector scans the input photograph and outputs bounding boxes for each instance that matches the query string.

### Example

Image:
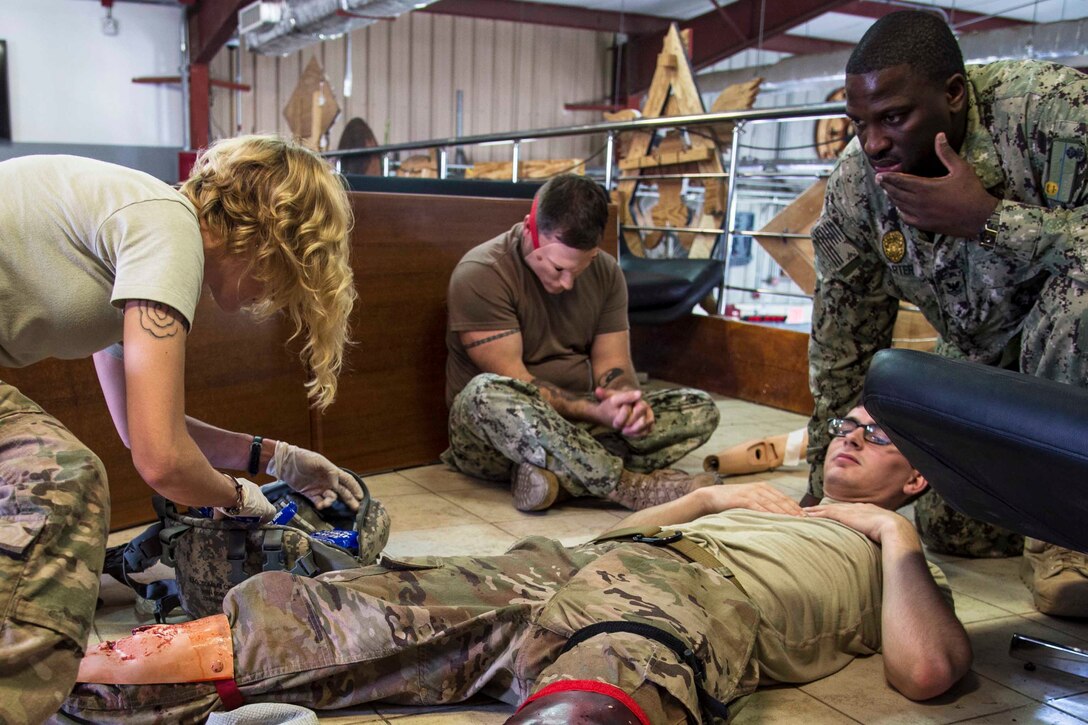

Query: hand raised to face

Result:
[876,132,999,238]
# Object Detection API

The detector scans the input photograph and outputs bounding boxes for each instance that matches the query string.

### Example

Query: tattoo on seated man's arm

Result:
[598,367,624,388]
[464,329,518,350]
[133,301,183,339]
[532,378,578,402]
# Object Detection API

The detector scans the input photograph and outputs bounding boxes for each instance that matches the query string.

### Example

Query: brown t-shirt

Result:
[445,223,628,406]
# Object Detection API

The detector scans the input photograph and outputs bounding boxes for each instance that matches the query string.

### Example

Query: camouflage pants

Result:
[0,381,109,725]
[442,374,720,497]
[61,536,759,725]
[915,271,1088,558]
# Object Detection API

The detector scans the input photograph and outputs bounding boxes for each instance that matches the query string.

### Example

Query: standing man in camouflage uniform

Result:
[443,174,721,512]
[808,10,1088,615]
[65,405,970,724]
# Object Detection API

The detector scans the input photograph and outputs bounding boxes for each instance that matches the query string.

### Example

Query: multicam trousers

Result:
[62,536,760,725]
[442,374,720,497]
[0,381,109,725]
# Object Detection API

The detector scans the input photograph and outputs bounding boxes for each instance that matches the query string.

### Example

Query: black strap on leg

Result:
[558,621,732,721]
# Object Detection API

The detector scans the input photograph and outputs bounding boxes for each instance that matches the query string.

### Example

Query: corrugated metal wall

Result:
[209,13,612,165]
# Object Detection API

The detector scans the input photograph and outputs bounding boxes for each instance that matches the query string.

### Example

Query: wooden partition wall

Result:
[0,192,617,531]
[631,315,814,415]
[319,192,534,473]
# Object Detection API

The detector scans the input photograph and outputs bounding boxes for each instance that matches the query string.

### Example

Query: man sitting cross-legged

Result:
[443,173,721,512]
[62,405,970,724]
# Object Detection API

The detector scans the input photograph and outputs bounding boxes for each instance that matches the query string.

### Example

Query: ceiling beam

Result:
[421,0,671,36]
[760,34,854,55]
[189,0,248,65]
[620,0,852,97]
[836,1,1029,33]
[682,0,854,69]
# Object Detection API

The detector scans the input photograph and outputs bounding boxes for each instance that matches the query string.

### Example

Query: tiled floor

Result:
[94,394,1088,724]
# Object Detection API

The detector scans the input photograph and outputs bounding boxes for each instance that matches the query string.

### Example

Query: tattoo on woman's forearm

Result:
[136,301,181,339]
[464,329,518,350]
[598,367,624,388]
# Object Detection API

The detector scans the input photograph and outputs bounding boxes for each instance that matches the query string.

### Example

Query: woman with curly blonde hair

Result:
[0,135,360,722]
[179,135,356,410]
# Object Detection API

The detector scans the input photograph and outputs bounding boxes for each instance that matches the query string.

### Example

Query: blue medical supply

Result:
[311,529,359,554]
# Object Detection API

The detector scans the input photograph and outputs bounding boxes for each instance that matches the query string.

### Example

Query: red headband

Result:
[527,195,541,250]
[515,680,650,725]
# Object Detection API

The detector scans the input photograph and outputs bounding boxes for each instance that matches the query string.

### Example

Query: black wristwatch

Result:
[247,435,264,476]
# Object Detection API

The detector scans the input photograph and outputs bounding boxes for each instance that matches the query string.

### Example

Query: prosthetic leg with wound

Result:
[77,615,234,686]
[703,428,808,476]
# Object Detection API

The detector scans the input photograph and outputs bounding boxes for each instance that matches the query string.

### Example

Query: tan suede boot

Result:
[512,462,570,512]
[1020,538,1088,617]
[605,468,718,511]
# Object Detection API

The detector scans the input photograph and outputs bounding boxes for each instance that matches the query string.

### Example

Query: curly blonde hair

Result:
[180,135,356,410]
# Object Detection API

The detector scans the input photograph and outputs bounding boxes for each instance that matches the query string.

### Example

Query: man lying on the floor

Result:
[63,404,970,725]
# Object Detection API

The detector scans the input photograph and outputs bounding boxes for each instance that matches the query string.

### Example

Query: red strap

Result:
[516,679,650,725]
[527,195,541,250]
[214,679,245,710]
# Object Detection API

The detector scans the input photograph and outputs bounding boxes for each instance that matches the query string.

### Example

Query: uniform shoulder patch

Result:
[1045,138,1086,204]
[812,217,863,277]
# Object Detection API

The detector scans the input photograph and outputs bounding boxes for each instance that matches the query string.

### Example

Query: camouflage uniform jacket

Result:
[807,60,1088,493]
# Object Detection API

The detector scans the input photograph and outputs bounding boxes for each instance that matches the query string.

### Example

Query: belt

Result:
[592,525,747,595]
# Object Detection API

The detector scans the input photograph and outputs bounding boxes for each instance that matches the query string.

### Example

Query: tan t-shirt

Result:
[664,506,952,684]
[445,223,628,406]
[0,155,204,368]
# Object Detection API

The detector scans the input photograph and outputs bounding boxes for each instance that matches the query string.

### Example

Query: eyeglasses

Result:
[828,417,892,446]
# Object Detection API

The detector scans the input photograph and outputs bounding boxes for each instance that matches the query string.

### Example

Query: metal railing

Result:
[326,100,847,317]
[325,100,844,184]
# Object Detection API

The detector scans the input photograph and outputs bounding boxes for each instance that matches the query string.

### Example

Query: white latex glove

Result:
[215,477,276,520]
[267,441,363,511]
